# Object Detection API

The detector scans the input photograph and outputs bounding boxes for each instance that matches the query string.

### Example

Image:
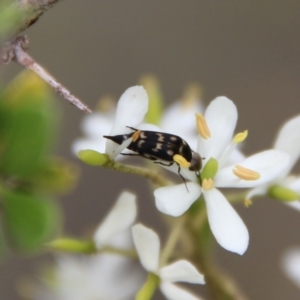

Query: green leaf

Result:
[1,190,61,253]
[0,1,23,44]
[0,227,8,261]
[29,157,80,194]
[0,71,59,177]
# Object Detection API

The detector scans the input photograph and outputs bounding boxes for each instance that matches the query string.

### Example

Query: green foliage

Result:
[1,190,61,253]
[0,71,78,256]
[0,71,58,177]
[0,0,23,43]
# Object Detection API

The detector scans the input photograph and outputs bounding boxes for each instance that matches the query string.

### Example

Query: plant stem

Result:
[103,159,172,188]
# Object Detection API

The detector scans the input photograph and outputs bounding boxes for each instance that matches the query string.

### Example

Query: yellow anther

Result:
[233,130,248,143]
[195,113,211,139]
[202,178,214,190]
[132,130,141,142]
[244,199,253,207]
[173,154,190,168]
[96,95,115,112]
[233,165,260,181]
[181,83,203,109]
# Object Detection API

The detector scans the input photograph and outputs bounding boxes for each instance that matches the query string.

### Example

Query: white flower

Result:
[154,97,290,255]
[282,247,300,289]
[160,94,204,151]
[72,86,149,159]
[132,223,205,300]
[27,192,143,300]
[30,252,143,300]
[247,115,300,209]
[94,191,137,249]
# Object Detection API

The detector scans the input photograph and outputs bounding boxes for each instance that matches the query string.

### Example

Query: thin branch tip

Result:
[1,36,92,114]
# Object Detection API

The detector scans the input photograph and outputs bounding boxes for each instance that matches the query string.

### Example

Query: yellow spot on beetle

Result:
[173,154,190,168]
[233,165,260,181]
[132,130,141,142]
[156,133,164,142]
[195,113,211,139]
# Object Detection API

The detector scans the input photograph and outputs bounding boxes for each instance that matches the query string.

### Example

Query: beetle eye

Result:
[189,153,201,172]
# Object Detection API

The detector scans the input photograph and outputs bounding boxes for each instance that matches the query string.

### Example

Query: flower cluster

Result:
[68,84,300,299]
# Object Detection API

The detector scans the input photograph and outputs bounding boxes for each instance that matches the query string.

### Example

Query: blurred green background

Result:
[1,1,300,299]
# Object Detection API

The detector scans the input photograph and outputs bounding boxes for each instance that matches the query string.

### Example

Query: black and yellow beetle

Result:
[104,127,201,185]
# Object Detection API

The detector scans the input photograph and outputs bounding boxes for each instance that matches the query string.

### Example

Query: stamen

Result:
[182,83,203,109]
[233,130,248,143]
[202,178,214,190]
[132,130,141,142]
[173,154,190,168]
[244,199,253,207]
[195,113,211,139]
[233,165,260,181]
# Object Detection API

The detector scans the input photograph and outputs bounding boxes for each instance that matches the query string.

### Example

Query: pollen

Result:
[173,154,191,168]
[244,199,253,207]
[195,113,211,139]
[202,178,214,190]
[233,165,260,181]
[233,130,248,143]
[132,130,141,142]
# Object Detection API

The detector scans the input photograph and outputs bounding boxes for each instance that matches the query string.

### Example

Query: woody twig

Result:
[1,0,91,113]
[1,36,91,113]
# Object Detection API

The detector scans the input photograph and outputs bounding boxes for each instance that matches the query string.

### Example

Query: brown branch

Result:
[1,36,91,113]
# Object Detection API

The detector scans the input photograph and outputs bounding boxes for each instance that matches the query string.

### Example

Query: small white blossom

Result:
[28,192,143,300]
[282,247,300,289]
[94,191,137,249]
[160,96,204,150]
[72,86,149,159]
[132,223,205,300]
[155,97,290,255]
[247,115,300,209]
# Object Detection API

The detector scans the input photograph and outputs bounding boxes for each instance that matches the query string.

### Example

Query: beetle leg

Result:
[121,152,157,161]
[154,161,189,192]
[176,163,189,192]
[126,126,138,131]
[153,161,173,166]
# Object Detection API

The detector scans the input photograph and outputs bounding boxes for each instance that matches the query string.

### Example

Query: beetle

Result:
[104,127,202,187]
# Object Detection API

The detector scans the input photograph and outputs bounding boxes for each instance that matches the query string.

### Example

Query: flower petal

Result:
[215,150,290,188]
[106,86,148,157]
[94,191,137,249]
[286,201,300,212]
[203,188,249,255]
[71,138,106,155]
[159,260,205,284]
[160,282,203,300]
[154,183,202,217]
[274,115,300,176]
[161,163,198,182]
[81,112,113,138]
[132,224,160,272]
[197,97,237,163]
[285,176,300,193]
[138,123,162,132]
[282,248,300,288]
[160,100,203,150]
[245,185,268,200]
